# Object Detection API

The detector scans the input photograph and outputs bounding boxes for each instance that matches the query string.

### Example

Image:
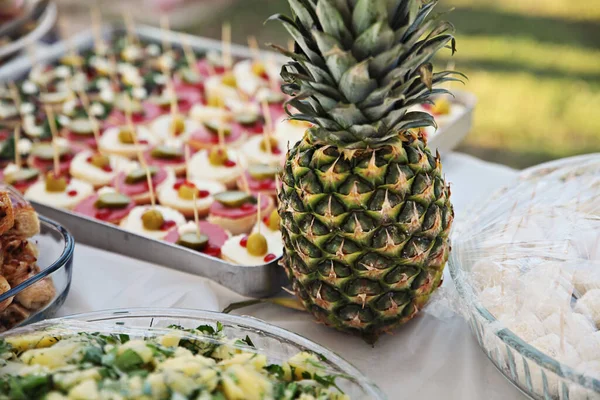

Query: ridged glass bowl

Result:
[0,215,74,330]
[30,307,386,399]
[449,154,600,400]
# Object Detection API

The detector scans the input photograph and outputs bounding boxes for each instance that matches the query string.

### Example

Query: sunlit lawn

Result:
[185,0,600,168]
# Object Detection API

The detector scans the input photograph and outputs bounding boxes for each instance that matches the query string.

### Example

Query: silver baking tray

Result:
[0,24,474,298]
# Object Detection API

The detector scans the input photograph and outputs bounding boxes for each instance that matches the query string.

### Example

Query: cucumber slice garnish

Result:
[125,166,158,184]
[214,191,254,208]
[177,232,209,251]
[151,145,183,160]
[95,192,131,209]
[248,164,279,180]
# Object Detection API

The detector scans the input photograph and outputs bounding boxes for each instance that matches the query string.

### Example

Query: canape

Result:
[157,175,226,218]
[142,144,188,176]
[27,141,80,175]
[236,164,279,197]
[232,59,269,97]
[251,208,282,243]
[25,172,94,210]
[164,220,229,258]
[221,231,282,266]
[2,165,40,194]
[207,191,274,235]
[111,164,169,205]
[204,74,242,107]
[119,205,186,240]
[187,118,247,150]
[105,97,163,127]
[98,125,158,158]
[74,187,136,224]
[240,135,285,166]
[69,150,133,188]
[60,117,102,149]
[149,113,200,143]
[188,148,243,189]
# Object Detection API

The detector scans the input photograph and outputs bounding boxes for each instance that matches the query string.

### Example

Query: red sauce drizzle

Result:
[223,159,236,168]
[67,190,78,197]
[239,236,248,247]
[264,253,276,262]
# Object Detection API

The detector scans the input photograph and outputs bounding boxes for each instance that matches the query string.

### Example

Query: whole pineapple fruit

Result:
[273,0,462,343]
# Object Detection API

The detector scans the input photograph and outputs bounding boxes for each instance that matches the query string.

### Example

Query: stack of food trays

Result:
[450,154,600,400]
[0,25,474,297]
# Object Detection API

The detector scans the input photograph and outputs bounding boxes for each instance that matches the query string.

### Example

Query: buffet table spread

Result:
[58,152,524,400]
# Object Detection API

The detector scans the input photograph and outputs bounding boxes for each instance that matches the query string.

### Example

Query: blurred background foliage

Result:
[64,0,600,169]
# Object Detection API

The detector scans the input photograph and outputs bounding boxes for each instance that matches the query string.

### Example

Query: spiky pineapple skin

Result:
[278,133,453,342]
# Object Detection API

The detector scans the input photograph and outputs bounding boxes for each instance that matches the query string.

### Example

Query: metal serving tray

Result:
[0,24,474,298]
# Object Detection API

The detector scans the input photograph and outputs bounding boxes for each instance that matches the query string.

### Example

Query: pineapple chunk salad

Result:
[0,323,349,400]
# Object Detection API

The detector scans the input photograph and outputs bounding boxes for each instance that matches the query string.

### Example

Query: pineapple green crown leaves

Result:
[270,0,465,149]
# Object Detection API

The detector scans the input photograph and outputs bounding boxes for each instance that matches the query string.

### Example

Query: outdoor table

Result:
[59,152,524,400]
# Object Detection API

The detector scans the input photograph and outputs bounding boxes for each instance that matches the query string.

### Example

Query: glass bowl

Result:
[32,307,386,399]
[0,215,74,330]
[449,154,600,400]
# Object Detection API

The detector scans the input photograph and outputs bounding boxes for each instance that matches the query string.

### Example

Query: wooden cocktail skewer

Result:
[90,6,106,54]
[180,34,198,71]
[266,54,279,92]
[192,191,202,238]
[160,16,172,54]
[13,124,21,168]
[217,104,227,150]
[247,36,261,62]
[184,144,192,181]
[287,39,295,53]
[124,94,157,208]
[260,100,273,154]
[145,167,157,207]
[44,106,61,177]
[8,82,21,114]
[123,11,140,47]
[256,193,262,234]
[237,155,250,194]
[76,89,102,148]
[222,23,232,72]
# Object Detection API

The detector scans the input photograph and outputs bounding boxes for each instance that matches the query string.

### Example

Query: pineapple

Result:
[273,0,462,342]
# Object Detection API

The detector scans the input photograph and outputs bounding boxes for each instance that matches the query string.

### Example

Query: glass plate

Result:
[36,307,387,399]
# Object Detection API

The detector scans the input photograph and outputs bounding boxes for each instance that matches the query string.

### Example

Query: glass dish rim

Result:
[449,153,600,393]
[0,215,75,303]
[58,307,387,399]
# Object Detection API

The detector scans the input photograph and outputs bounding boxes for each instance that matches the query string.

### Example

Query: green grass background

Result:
[184,0,600,169]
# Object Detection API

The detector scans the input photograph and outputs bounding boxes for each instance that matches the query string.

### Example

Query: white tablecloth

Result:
[58,152,523,400]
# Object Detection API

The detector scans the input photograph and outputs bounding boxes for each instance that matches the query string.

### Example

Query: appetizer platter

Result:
[0,185,73,331]
[0,24,474,297]
[0,307,386,399]
[450,154,600,400]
